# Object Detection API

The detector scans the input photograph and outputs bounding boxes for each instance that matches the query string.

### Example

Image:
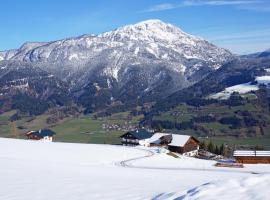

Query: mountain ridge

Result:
[0,19,234,114]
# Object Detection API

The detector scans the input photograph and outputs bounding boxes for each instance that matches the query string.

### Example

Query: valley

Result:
[0,20,270,150]
[1,104,270,149]
[0,109,144,144]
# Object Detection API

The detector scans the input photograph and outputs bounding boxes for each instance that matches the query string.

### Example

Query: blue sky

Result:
[0,0,269,54]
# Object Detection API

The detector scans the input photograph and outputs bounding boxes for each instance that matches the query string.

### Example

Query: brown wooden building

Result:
[233,150,270,164]
[25,129,56,142]
[168,134,200,156]
[120,130,153,146]
[144,133,200,156]
[143,133,172,147]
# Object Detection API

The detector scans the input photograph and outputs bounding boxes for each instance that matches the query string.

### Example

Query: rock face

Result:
[0,61,72,115]
[0,19,233,113]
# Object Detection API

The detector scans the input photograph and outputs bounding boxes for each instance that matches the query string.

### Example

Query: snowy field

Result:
[210,75,270,100]
[0,138,269,200]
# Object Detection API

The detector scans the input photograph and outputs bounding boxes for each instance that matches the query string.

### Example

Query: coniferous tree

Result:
[214,145,219,155]
[155,123,163,132]
[200,141,206,150]
[207,141,214,153]
[219,144,224,155]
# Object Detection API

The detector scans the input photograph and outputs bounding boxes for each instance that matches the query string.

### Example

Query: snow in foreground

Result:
[0,138,269,200]
[158,174,270,200]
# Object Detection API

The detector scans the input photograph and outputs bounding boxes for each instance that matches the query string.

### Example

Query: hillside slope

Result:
[0,61,72,114]
[146,58,270,139]
[154,58,270,111]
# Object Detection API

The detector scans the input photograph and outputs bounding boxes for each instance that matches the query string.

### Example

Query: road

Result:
[116,147,269,174]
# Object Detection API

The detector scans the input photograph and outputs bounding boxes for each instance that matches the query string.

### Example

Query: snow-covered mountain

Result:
[0,20,232,78]
[0,19,234,113]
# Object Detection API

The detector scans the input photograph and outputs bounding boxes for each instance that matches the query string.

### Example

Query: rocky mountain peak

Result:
[100,19,197,45]
[0,20,235,113]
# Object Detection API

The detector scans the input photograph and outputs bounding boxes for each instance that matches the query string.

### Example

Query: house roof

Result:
[234,151,270,157]
[169,134,191,147]
[146,133,171,144]
[147,133,199,147]
[26,129,56,137]
[121,129,153,140]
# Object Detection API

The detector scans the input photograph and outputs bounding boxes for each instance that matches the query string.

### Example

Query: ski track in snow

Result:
[116,148,269,175]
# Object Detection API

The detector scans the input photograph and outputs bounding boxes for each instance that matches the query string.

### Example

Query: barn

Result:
[143,133,200,156]
[233,150,270,164]
[120,130,153,146]
[26,129,56,142]
[168,134,200,156]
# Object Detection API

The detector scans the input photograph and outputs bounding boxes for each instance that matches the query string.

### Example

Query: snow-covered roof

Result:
[169,134,191,147]
[121,129,153,140]
[146,133,194,147]
[146,133,171,144]
[233,151,270,157]
[26,129,56,137]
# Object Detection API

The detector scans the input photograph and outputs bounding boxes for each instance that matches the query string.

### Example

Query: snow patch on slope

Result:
[68,53,79,61]
[134,47,140,55]
[257,76,270,85]
[265,68,270,72]
[210,76,270,100]
[210,83,259,100]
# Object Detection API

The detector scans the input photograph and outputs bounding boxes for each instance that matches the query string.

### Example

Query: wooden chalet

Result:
[120,130,153,146]
[144,133,200,156]
[168,134,200,156]
[25,129,56,142]
[143,133,172,147]
[233,150,270,164]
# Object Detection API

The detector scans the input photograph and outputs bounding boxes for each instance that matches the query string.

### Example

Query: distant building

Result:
[142,133,200,156]
[25,129,56,142]
[120,130,153,146]
[233,150,270,164]
[141,133,172,146]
